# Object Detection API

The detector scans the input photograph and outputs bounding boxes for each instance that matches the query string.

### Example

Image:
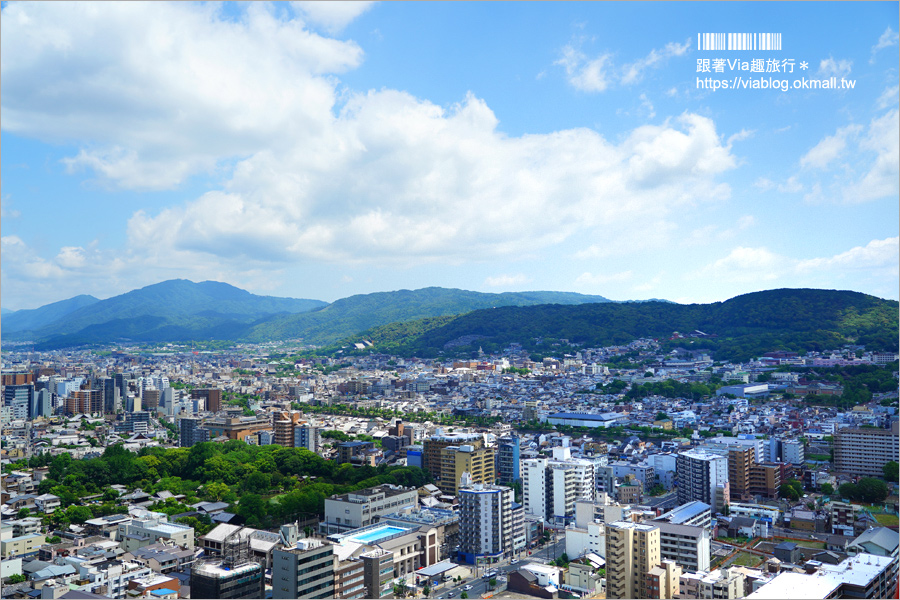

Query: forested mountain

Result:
[334,289,899,362]
[8,280,325,348]
[242,287,612,344]
[3,294,100,333]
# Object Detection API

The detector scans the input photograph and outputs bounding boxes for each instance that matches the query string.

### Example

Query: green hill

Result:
[13,280,325,348]
[243,287,611,345]
[3,294,99,333]
[336,289,899,362]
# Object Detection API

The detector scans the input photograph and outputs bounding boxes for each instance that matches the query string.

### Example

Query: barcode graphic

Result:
[698,32,781,51]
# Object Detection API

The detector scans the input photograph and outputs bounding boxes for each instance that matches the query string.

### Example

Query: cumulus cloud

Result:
[1,1,363,190]
[876,85,899,110]
[694,237,900,288]
[1,3,741,303]
[797,237,899,272]
[291,1,375,33]
[817,57,852,78]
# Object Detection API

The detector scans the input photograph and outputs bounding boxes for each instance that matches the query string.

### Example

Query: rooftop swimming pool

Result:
[346,525,409,544]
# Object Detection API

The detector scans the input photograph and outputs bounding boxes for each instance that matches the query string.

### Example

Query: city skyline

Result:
[2,1,898,311]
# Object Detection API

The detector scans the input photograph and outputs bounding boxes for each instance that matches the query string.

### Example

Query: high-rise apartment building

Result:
[294,425,319,452]
[458,481,513,564]
[676,450,729,513]
[361,549,394,599]
[605,521,661,600]
[653,521,710,573]
[833,427,899,477]
[439,444,495,495]
[497,435,521,484]
[422,432,484,481]
[66,389,102,415]
[522,447,595,526]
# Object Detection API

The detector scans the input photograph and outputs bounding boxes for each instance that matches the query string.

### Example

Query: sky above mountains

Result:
[2,1,898,310]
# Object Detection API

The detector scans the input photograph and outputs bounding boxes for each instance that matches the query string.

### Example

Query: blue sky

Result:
[2,1,898,310]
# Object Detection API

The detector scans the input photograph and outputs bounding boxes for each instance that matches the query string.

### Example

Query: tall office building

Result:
[458,480,514,564]
[95,376,118,414]
[3,384,33,420]
[676,450,729,513]
[192,388,223,413]
[605,521,661,600]
[497,435,521,484]
[31,389,53,419]
[833,427,899,477]
[272,539,335,599]
[179,416,210,447]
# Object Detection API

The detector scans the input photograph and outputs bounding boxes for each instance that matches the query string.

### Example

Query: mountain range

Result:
[2,280,896,361]
[2,280,612,349]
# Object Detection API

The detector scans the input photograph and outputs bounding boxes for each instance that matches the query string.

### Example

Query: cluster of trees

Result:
[779,479,805,501]
[626,379,720,400]
[13,440,432,531]
[301,403,502,429]
[838,478,890,503]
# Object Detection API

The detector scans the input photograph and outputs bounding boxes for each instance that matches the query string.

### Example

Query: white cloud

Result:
[847,110,900,203]
[575,271,633,285]
[870,27,899,63]
[484,274,531,287]
[1,1,363,190]
[753,177,775,191]
[799,124,862,169]
[555,45,612,92]
[291,1,375,33]
[797,237,899,272]
[556,38,690,92]
[621,40,690,86]
[876,85,899,110]
[727,129,755,145]
[1,3,741,300]
[693,247,783,282]
[817,57,852,78]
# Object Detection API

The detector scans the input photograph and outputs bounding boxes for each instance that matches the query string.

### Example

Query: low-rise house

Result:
[848,527,899,558]
[33,494,61,514]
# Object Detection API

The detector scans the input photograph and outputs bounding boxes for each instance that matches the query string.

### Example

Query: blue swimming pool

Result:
[347,525,408,543]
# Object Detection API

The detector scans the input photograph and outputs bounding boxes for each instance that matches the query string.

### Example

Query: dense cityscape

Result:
[1,331,897,599]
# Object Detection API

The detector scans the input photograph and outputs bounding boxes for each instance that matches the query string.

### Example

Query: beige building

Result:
[1,533,45,558]
[439,444,495,495]
[646,559,681,599]
[605,521,660,599]
[833,427,899,477]
[699,567,745,599]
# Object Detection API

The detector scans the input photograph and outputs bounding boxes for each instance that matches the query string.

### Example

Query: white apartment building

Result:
[523,447,596,526]
[676,450,729,513]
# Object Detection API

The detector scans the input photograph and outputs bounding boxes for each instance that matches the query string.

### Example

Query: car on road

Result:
[463,585,473,591]
[510,559,518,565]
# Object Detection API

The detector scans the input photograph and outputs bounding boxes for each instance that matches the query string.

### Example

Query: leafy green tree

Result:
[17,508,30,519]
[780,483,801,501]
[66,505,93,524]
[856,478,889,503]
[460,593,468,599]
[422,586,430,598]
[203,482,230,501]
[238,494,266,527]
[488,577,497,589]
[7,574,26,584]
[820,482,834,496]
[883,461,899,482]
